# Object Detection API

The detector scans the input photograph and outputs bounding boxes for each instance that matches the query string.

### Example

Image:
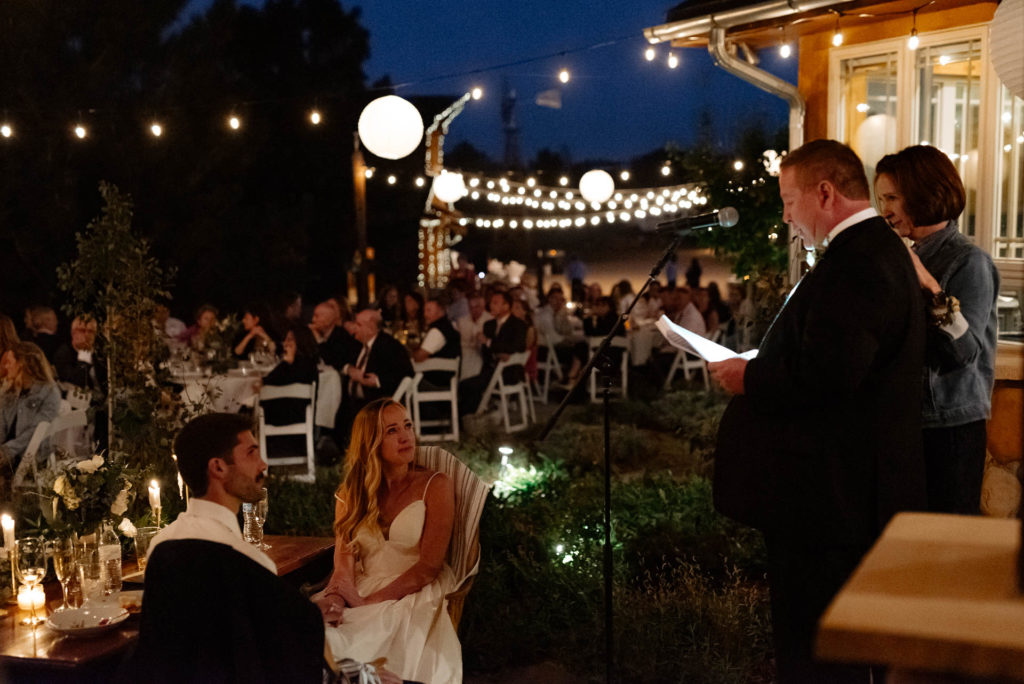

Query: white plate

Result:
[46,601,130,637]
[118,590,144,614]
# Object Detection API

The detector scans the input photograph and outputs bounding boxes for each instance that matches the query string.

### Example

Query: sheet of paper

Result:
[654,315,758,363]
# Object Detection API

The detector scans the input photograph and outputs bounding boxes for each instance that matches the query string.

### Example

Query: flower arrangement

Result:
[198,314,241,374]
[41,453,135,538]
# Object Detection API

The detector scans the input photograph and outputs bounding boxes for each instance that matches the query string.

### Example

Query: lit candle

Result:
[148,480,161,525]
[17,585,45,611]
[177,472,184,500]
[1,514,14,551]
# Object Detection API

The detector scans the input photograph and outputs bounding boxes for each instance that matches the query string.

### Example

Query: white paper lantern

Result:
[357,95,423,160]
[579,169,615,204]
[853,113,896,171]
[432,171,467,203]
[991,0,1024,100]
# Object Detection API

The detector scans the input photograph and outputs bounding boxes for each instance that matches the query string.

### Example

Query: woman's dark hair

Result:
[243,301,269,322]
[875,145,966,226]
[287,324,320,361]
[707,282,723,307]
[403,291,425,327]
[174,413,253,497]
[194,304,219,323]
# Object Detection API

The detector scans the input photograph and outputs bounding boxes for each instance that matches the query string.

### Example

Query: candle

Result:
[17,585,45,611]
[148,480,160,511]
[177,472,184,500]
[1,514,14,550]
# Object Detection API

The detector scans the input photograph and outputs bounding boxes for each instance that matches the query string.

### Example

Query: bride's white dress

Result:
[324,493,463,683]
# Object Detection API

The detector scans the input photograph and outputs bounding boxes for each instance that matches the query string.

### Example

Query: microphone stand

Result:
[538,232,685,684]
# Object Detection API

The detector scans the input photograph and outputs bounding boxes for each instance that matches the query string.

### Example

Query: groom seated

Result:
[126,413,401,684]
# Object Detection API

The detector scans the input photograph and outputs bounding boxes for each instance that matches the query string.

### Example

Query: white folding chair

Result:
[411,358,460,442]
[475,351,534,433]
[13,410,90,490]
[392,376,415,407]
[256,382,316,483]
[531,335,563,404]
[663,328,720,391]
[59,382,92,411]
[588,336,629,403]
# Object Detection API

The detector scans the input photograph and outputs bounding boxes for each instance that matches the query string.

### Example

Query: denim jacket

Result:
[914,221,999,428]
[0,381,62,468]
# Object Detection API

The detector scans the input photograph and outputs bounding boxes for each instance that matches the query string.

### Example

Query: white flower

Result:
[75,455,105,474]
[53,474,67,496]
[110,487,130,516]
[117,518,137,538]
[64,492,81,511]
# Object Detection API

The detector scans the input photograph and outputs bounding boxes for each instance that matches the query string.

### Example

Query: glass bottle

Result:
[98,520,122,599]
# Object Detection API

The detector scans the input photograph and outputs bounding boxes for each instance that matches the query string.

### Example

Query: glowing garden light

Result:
[1,124,11,138]
[780,43,792,58]
[357,95,423,160]
[471,87,483,100]
[733,160,745,171]
[150,122,163,137]
[387,175,396,185]
[364,168,374,179]
[644,47,656,61]
[660,165,671,176]
[558,176,569,186]
[432,170,467,203]
[558,68,570,84]
[415,177,425,187]
[579,169,615,204]
[74,124,87,139]
[228,115,241,130]
[667,53,679,69]
[309,109,322,125]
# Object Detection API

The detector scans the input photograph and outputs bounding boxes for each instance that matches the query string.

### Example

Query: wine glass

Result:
[254,488,271,551]
[50,537,76,612]
[15,537,47,625]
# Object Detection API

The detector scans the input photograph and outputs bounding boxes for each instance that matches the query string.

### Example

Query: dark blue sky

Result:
[349,0,798,164]
[186,0,799,164]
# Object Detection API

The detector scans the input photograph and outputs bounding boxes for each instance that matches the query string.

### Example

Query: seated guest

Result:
[233,303,276,360]
[454,292,492,380]
[534,288,587,384]
[23,306,60,363]
[458,291,528,414]
[0,342,61,491]
[511,296,539,384]
[315,399,461,683]
[377,286,402,330]
[153,304,186,346]
[310,301,358,370]
[132,413,325,684]
[705,282,732,338]
[339,309,413,434]
[178,304,219,350]
[55,316,106,393]
[673,286,707,337]
[260,326,319,455]
[0,314,20,382]
[584,296,624,338]
[412,298,460,383]
[401,291,426,342]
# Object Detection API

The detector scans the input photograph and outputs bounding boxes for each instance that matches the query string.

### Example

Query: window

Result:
[995,86,1024,260]
[837,52,899,183]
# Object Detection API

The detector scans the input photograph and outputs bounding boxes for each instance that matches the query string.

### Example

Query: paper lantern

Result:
[432,171,467,203]
[853,113,896,171]
[579,169,615,204]
[991,0,1024,100]
[357,96,423,160]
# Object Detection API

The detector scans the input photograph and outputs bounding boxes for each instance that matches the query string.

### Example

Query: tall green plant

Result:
[57,182,184,485]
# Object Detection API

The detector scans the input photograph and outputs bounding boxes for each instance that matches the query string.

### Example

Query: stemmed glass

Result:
[15,537,47,625]
[50,538,76,612]
[254,488,271,550]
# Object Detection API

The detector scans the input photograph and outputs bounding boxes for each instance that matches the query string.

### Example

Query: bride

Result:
[315,398,462,683]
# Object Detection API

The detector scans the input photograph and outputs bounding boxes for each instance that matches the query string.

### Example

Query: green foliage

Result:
[57,182,186,502]
[263,468,342,537]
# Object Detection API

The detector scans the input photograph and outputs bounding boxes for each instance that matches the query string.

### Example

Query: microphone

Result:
[655,206,739,234]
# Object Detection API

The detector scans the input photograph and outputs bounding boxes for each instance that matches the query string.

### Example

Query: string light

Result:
[415,177,425,187]
[558,68,570,84]
[644,47,656,61]
[74,124,87,139]
[309,109,322,125]
[660,165,670,176]
[1,124,12,138]
[387,174,396,185]
[777,25,792,59]
[832,13,844,47]
[150,122,163,137]
[364,168,374,179]
[907,8,920,50]
[228,115,241,130]
[620,170,630,181]
[471,87,483,100]
[733,160,745,171]
[667,53,679,69]
[558,176,569,186]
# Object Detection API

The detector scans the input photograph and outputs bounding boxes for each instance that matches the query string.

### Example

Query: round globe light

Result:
[432,171,467,203]
[357,95,424,160]
[579,169,615,204]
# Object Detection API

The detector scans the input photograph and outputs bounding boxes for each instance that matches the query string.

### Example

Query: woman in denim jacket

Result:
[875,145,999,514]
[0,342,62,489]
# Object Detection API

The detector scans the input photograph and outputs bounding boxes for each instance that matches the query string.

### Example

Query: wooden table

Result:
[0,534,334,682]
[817,512,1024,681]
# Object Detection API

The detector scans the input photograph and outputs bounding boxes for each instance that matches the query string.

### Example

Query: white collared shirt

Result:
[824,207,878,248]
[148,498,276,574]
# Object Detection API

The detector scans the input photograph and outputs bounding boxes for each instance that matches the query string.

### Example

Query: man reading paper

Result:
[708,140,926,683]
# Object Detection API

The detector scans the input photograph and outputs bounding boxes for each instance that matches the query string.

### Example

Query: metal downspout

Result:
[707,26,805,284]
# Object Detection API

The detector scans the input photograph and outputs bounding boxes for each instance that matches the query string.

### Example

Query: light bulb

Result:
[471,87,483,100]
[733,160,745,171]
[558,69,570,84]
[150,123,163,137]
[779,43,792,58]
[415,177,425,187]
[660,166,670,176]
[74,125,87,139]
[309,110,322,125]
[0,124,10,138]
[832,30,844,47]
[228,115,241,130]
[667,53,679,69]
[364,168,374,179]
[620,170,630,181]
[387,175,396,185]
[644,47,656,61]
[907,29,919,50]
[559,176,569,186]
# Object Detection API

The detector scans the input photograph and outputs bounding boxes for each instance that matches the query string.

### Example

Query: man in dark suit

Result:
[708,140,926,683]
[54,315,106,393]
[458,291,528,414]
[311,300,360,370]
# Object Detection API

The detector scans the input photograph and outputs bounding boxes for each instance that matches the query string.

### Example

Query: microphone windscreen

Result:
[719,206,739,227]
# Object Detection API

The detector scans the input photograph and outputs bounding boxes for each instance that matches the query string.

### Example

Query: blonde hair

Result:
[3,341,55,391]
[0,314,19,357]
[333,398,412,542]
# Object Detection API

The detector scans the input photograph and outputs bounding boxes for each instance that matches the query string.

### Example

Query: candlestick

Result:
[148,480,161,526]
[2,515,15,605]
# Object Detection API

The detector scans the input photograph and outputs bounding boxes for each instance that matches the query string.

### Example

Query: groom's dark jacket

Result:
[126,539,324,684]
[714,216,927,547]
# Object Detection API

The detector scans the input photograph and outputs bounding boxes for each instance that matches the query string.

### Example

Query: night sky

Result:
[185,0,799,165]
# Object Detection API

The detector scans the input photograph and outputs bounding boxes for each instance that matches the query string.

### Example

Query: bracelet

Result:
[928,291,960,327]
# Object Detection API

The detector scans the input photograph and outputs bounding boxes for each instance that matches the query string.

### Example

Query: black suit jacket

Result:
[126,539,324,684]
[320,325,361,370]
[482,315,528,383]
[714,217,927,547]
[54,344,107,392]
[358,331,414,400]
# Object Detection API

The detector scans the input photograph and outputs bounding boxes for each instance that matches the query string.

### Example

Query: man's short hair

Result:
[780,139,870,201]
[358,307,382,330]
[490,291,513,306]
[876,145,965,227]
[173,414,252,497]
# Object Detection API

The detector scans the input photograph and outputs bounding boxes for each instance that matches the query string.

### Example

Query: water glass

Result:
[134,527,159,572]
